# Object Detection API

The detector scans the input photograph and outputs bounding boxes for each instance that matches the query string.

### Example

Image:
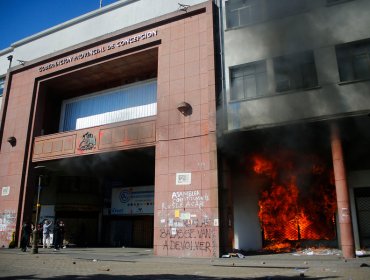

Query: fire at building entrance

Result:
[252,151,337,252]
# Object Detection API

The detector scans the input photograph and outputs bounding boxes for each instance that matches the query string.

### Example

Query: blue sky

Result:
[0,0,119,50]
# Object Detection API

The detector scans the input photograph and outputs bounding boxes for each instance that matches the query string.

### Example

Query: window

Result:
[326,0,354,6]
[60,79,157,131]
[225,0,307,29]
[226,0,262,28]
[273,51,318,92]
[230,61,267,101]
[265,0,306,19]
[0,77,4,97]
[0,78,4,110]
[336,40,370,82]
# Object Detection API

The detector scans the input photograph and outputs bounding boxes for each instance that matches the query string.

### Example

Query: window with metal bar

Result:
[230,60,267,101]
[273,51,318,92]
[336,39,370,82]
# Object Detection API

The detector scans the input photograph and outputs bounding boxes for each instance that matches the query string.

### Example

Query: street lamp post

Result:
[32,166,46,254]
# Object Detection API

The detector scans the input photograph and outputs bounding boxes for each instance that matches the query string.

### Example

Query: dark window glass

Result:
[0,78,4,97]
[230,61,267,101]
[226,0,262,28]
[225,0,307,28]
[274,51,318,92]
[336,40,370,82]
[266,0,306,19]
[326,0,354,6]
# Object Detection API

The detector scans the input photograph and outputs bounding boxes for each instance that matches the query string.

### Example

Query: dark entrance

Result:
[35,147,155,247]
[105,216,153,248]
[354,187,370,248]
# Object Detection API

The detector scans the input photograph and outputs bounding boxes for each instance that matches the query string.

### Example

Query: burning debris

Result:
[251,151,337,252]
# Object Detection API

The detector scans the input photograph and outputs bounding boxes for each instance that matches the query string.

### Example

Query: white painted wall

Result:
[0,49,12,75]
[233,176,264,251]
[221,0,370,130]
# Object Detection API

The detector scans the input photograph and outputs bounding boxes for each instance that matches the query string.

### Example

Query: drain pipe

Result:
[330,122,355,259]
[215,0,227,135]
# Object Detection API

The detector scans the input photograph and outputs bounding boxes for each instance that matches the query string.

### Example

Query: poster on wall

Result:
[111,186,154,215]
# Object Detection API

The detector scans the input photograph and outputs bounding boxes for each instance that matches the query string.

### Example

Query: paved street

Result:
[0,247,369,279]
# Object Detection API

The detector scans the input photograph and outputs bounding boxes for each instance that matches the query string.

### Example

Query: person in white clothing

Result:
[42,220,53,248]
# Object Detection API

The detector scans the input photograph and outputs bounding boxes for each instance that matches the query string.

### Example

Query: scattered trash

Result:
[93,259,98,262]
[221,252,245,258]
[356,250,366,256]
[293,248,342,256]
[72,262,76,264]
[360,263,369,267]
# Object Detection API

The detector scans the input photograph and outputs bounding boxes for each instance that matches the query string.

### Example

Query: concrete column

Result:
[330,123,355,259]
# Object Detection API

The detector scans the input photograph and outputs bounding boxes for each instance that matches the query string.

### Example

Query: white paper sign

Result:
[1,186,10,196]
[176,173,191,185]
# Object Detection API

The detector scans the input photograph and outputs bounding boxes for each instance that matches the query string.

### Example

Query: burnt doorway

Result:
[223,123,338,252]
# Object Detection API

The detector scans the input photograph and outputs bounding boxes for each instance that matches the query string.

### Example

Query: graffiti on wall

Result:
[159,216,215,252]
[0,210,17,245]
[161,190,210,210]
[158,188,218,256]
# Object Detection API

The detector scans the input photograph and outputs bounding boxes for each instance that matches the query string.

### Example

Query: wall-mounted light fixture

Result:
[177,101,192,116]
[7,136,16,147]
[7,55,13,69]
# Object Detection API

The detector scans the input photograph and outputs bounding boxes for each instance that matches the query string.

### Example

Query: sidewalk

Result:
[0,247,369,279]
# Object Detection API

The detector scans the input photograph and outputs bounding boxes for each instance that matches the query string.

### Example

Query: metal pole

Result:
[31,175,42,254]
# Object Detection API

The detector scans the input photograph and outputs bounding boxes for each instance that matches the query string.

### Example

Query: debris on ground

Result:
[293,248,342,256]
[356,250,366,256]
[221,253,245,258]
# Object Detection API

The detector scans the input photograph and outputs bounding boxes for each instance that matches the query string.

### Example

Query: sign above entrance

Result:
[38,30,158,72]
[111,186,154,215]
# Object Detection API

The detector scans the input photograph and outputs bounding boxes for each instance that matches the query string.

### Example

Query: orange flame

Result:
[252,152,336,251]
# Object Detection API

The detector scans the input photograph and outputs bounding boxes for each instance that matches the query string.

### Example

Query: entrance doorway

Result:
[33,147,155,248]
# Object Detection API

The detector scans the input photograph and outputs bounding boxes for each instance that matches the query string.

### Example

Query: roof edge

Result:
[8,0,140,50]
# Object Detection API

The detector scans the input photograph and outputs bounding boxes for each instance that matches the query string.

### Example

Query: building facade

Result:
[219,0,370,258]
[0,0,219,257]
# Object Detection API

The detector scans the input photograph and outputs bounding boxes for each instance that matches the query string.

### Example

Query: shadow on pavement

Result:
[0,274,339,280]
